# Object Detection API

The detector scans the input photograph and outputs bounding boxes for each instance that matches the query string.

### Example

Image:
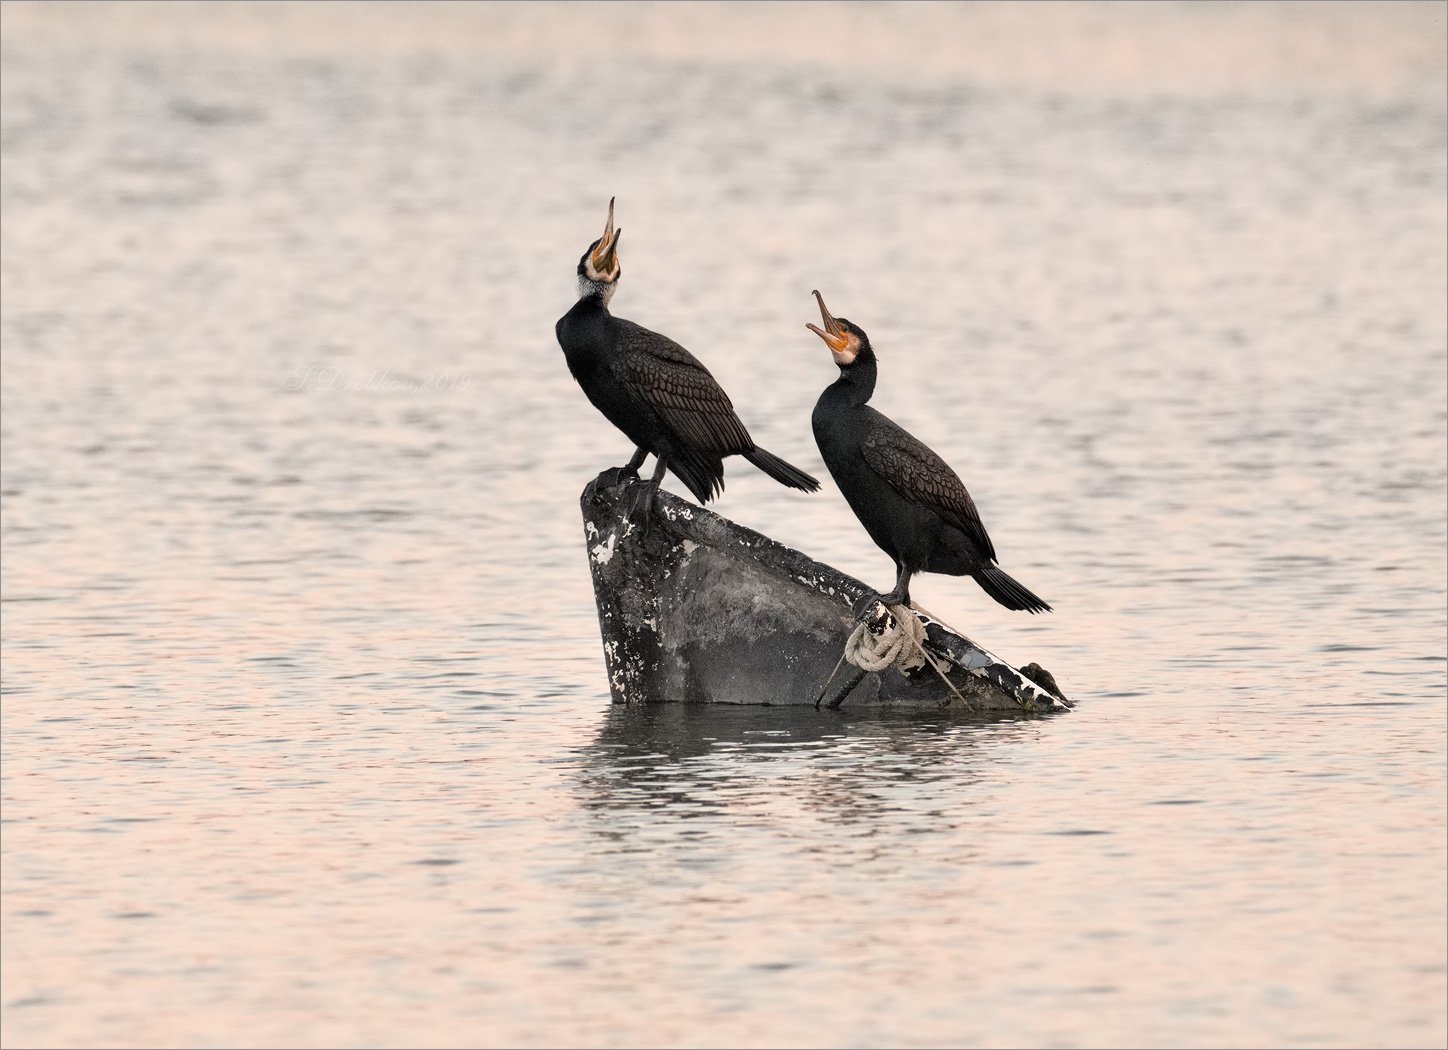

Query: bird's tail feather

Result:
[975,564,1052,614]
[744,447,820,492]
[665,452,723,505]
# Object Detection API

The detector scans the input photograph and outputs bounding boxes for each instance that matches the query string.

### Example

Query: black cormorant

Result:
[806,290,1051,616]
[555,200,819,515]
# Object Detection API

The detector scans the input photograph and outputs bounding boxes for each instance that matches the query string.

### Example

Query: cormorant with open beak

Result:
[806,290,1051,616]
[555,199,819,516]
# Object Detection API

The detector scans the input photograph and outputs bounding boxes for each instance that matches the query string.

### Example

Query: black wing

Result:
[613,318,754,454]
[860,410,997,561]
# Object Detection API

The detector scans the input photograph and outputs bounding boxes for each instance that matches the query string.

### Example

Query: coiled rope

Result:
[817,603,974,710]
[844,605,928,674]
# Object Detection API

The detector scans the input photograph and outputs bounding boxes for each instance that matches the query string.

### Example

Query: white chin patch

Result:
[579,273,618,304]
[832,346,858,366]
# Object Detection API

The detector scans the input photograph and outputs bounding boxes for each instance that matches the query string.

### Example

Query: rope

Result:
[834,603,975,711]
[844,605,928,674]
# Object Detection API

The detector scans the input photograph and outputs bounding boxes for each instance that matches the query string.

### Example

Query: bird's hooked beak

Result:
[806,290,850,353]
[590,197,621,275]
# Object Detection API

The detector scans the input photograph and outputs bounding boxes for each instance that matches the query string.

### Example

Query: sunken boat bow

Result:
[580,470,1071,713]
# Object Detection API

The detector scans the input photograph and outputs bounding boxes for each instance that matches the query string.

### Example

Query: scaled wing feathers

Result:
[860,414,997,561]
[614,320,754,454]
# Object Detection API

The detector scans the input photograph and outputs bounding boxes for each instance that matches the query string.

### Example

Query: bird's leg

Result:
[879,563,913,609]
[621,446,648,479]
[854,564,912,622]
[626,456,669,530]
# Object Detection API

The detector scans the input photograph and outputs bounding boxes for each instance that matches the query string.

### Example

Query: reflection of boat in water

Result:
[576,703,1039,826]
[589,702,1037,764]
[580,471,1071,712]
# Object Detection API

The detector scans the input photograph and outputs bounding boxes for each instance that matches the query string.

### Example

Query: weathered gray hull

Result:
[580,469,1071,713]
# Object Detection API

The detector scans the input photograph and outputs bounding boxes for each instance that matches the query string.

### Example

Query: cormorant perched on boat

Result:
[806,290,1051,616]
[555,199,819,516]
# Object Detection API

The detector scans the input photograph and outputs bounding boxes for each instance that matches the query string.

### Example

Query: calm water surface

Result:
[2,3,1445,1047]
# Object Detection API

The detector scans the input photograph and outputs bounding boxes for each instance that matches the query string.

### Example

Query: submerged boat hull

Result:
[580,470,1071,713]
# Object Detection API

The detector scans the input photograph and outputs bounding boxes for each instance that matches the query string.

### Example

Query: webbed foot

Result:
[624,481,660,535]
[851,592,886,623]
[585,465,642,501]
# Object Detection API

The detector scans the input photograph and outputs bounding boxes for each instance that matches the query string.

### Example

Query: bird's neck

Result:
[829,350,877,407]
[577,275,618,309]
